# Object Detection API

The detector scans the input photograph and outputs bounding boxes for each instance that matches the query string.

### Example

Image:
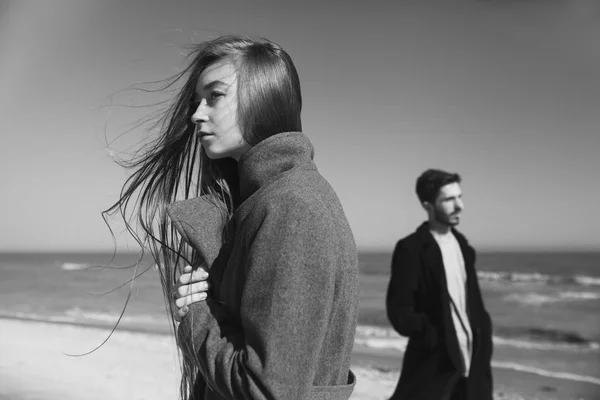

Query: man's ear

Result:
[421,201,433,212]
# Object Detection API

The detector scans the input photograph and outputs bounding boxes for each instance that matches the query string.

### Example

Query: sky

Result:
[0,0,599,252]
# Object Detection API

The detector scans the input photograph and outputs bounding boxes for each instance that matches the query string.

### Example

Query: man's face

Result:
[430,182,464,227]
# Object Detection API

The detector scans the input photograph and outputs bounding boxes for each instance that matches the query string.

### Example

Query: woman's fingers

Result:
[172,266,209,318]
[177,305,189,319]
[177,281,210,298]
[175,292,208,308]
[179,267,209,284]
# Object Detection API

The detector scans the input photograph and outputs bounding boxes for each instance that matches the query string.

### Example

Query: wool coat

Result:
[167,132,360,400]
[386,223,493,400]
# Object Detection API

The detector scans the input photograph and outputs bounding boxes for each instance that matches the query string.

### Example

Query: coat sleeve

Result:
[178,195,340,399]
[385,241,438,348]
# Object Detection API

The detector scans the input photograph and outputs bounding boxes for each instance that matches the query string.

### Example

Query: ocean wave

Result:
[504,291,600,305]
[356,362,600,387]
[490,361,600,386]
[355,325,599,353]
[60,262,91,271]
[492,335,599,351]
[355,326,409,352]
[478,271,600,287]
[575,275,600,287]
[0,311,81,325]
[63,307,162,325]
[559,291,600,300]
[0,308,168,330]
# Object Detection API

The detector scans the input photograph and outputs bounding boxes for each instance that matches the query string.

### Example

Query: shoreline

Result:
[5,311,598,352]
[1,317,599,400]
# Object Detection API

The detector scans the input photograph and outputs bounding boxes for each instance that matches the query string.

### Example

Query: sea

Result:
[1,251,599,386]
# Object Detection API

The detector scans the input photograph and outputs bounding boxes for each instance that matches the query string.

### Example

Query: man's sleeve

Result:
[385,241,438,348]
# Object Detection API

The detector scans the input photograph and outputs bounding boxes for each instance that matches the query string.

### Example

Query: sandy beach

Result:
[1,318,598,400]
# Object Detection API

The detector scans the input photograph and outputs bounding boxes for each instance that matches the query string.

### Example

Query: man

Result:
[386,169,493,400]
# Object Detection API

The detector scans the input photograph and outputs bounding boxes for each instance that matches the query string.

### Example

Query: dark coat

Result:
[167,132,360,400]
[386,222,493,400]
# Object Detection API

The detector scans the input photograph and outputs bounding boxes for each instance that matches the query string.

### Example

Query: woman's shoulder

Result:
[265,180,327,214]
[238,170,337,221]
[275,168,340,204]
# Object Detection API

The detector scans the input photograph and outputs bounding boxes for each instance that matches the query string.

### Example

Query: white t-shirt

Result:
[431,230,473,377]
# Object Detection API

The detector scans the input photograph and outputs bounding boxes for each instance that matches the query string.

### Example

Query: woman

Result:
[106,35,360,399]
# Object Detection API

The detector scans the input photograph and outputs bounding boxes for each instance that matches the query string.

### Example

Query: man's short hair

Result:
[415,169,462,204]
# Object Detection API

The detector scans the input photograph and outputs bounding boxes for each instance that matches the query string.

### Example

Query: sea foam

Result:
[355,325,599,352]
[478,271,600,287]
[60,262,91,271]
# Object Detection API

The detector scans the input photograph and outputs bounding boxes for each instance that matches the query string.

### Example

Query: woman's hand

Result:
[174,265,210,319]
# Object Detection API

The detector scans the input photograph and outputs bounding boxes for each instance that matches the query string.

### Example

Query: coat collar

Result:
[237,131,315,203]
[166,195,225,267]
[414,220,475,293]
[416,221,437,248]
[416,221,446,284]
[166,132,315,266]
[415,221,470,253]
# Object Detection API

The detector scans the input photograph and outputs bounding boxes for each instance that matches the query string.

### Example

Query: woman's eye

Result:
[210,92,224,100]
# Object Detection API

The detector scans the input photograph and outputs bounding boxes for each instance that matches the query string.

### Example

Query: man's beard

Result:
[434,207,459,227]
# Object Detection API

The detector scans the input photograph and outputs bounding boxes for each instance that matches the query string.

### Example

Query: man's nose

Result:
[456,198,464,211]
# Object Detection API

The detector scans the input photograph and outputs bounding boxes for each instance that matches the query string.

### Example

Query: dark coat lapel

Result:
[415,222,463,372]
[416,223,450,292]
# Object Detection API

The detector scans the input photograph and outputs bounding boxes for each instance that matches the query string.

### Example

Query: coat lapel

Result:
[416,223,446,289]
[166,195,226,268]
[416,223,464,372]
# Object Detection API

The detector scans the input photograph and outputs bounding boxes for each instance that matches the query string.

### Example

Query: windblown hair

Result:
[415,169,461,204]
[103,35,302,400]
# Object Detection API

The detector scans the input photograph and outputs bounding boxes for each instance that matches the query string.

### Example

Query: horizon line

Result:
[1,247,599,254]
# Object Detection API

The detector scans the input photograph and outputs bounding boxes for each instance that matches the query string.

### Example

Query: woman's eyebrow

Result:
[201,80,227,92]
[193,80,228,100]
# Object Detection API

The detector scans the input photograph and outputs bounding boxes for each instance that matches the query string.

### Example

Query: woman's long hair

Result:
[103,35,302,400]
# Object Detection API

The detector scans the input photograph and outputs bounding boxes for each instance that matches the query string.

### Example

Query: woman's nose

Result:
[190,100,208,124]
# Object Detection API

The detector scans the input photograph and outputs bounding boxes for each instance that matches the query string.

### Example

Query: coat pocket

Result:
[309,370,356,400]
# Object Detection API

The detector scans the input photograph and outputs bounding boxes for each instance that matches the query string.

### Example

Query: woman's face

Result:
[191,60,251,161]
